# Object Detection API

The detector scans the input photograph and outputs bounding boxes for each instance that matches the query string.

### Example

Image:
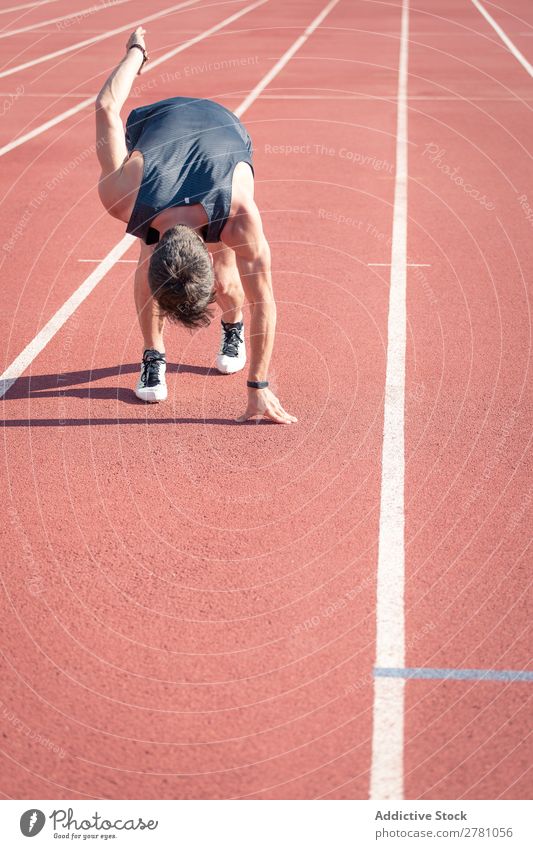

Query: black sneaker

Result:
[135,349,167,403]
[216,320,246,374]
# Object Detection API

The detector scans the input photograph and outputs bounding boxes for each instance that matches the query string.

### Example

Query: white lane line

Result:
[0,92,93,97]
[0,0,266,157]
[0,0,202,79]
[0,97,98,157]
[0,0,338,398]
[471,0,533,78]
[0,0,58,16]
[235,0,340,117]
[78,258,137,262]
[368,263,430,267]
[0,0,134,40]
[259,94,533,100]
[0,236,135,399]
[370,0,409,802]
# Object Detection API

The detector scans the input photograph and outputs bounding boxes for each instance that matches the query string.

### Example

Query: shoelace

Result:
[221,325,243,358]
[141,351,165,387]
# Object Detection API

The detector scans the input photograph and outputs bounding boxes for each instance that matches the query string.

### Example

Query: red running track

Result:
[0,0,531,799]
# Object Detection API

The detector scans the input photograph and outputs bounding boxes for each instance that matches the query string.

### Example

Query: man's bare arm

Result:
[224,203,297,424]
[236,236,274,383]
[95,27,146,210]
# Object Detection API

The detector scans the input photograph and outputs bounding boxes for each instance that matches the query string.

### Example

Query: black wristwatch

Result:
[128,43,148,74]
[247,380,269,389]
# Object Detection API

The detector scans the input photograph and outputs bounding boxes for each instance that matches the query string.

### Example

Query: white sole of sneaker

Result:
[134,387,168,403]
[215,354,246,375]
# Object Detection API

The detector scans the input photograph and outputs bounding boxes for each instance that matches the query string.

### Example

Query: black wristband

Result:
[128,43,148,73]
[247,380,269,389]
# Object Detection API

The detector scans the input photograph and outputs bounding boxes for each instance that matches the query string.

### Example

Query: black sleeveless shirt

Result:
[124,96,254,244]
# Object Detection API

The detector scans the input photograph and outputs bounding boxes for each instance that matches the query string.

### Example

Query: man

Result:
[95,27,296,424]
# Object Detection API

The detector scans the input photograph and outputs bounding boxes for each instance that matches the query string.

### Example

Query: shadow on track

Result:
[1,362,277,427]
[0,417,262,427]
[2,361,222,404]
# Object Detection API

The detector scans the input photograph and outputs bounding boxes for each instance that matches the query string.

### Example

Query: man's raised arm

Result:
[95,27,147,211]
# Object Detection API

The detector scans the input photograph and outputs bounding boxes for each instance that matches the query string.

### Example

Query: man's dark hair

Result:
[148,225,215,329]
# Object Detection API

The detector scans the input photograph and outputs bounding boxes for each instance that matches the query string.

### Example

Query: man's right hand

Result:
[126,26,147,54]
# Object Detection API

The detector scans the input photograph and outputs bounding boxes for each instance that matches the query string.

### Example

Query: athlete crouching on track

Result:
[94,27,296,424]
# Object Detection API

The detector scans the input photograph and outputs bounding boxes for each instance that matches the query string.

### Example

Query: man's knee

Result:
[212,250,241,297]
[215,269,241,296]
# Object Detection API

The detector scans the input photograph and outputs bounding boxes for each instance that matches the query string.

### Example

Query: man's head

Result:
[148,224,215,329]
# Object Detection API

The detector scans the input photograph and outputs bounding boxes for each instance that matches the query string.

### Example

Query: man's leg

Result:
[134,258,165,352]
[211,244,244,323]
[134,246,167,402]
[210,245,247,374]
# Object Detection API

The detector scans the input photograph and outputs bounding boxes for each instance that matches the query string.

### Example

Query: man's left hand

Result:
[236,387,297,424]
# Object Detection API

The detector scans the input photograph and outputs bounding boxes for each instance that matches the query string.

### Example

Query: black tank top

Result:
[124,96,254,244]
